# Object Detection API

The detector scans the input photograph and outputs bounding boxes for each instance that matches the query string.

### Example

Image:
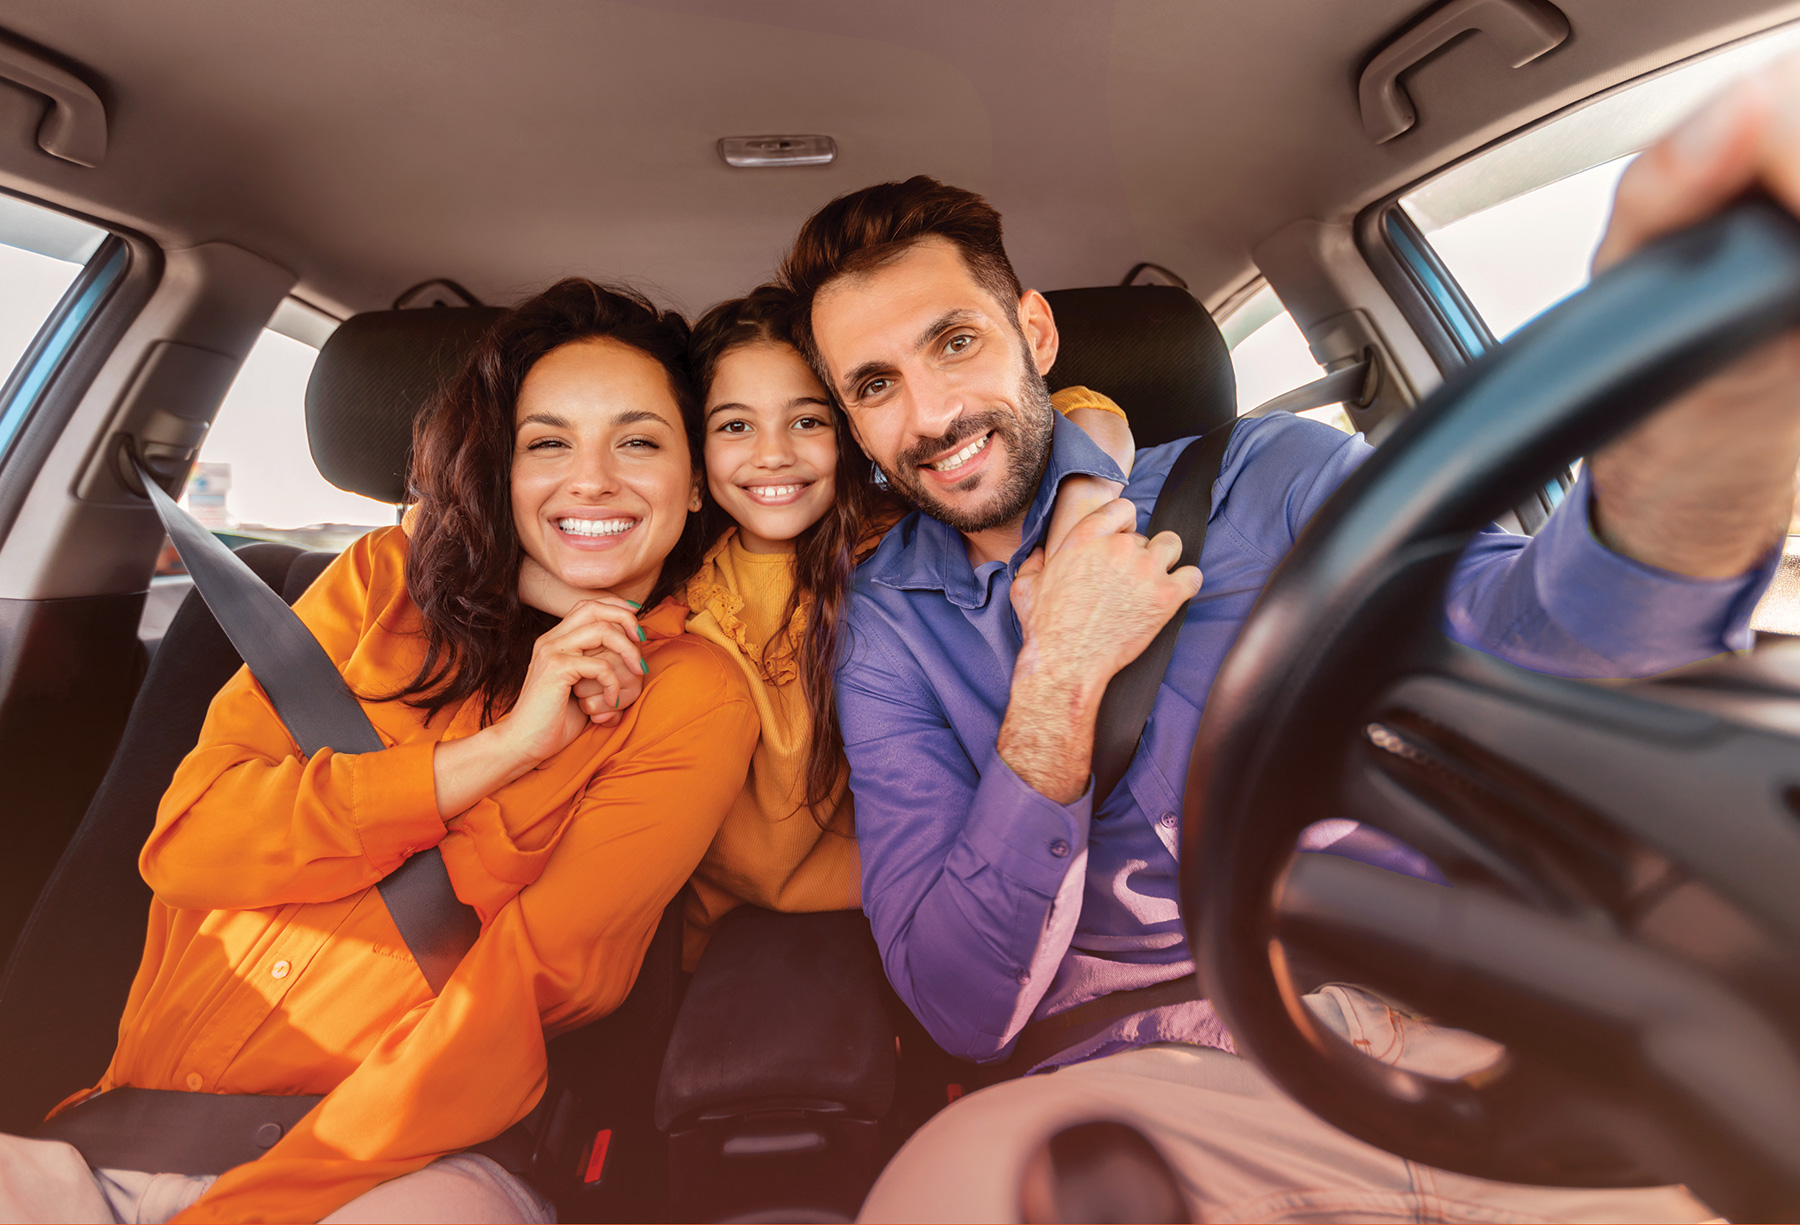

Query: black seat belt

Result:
[985,420,1240,1082]
[133,459,479,993]
[1089,419,1239,806]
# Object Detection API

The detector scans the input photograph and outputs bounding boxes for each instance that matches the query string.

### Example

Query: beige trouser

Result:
[861,985,1721,1224]
[0,1134,553,1224]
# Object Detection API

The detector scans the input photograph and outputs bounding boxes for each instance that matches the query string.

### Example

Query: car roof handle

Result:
[1359,0,1570,145]
[0,27,106,167]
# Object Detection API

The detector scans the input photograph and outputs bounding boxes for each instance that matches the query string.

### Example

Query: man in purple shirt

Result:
[784,68,1800,1222]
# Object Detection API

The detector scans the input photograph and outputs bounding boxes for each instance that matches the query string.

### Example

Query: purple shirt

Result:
[836,412,1776,1068]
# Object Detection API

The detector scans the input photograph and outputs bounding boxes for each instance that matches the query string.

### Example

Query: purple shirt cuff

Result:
[960,752,1091,898]
[1535,469,1779,663]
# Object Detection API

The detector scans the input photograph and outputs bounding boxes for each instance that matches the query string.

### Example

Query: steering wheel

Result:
[1183,198,1800,1223]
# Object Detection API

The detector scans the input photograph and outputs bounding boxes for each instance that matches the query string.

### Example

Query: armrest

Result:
[654,907,895,1131]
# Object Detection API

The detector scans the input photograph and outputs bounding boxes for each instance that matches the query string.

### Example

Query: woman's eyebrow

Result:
[613,408,672,428]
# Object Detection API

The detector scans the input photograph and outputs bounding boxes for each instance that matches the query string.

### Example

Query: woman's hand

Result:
[572,645,646,727]
[496,598,647,763]
[432,598,647,817]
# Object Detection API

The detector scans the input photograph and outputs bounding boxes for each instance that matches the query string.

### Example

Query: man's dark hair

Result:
[780,175,1024,380]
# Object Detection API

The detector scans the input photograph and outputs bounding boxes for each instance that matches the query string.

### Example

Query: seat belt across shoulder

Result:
[1089,419,1239,806]
[133,459,479,993]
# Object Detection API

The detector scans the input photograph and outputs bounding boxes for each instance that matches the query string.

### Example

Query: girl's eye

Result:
[717,420,751,434]
[795,416,827,430]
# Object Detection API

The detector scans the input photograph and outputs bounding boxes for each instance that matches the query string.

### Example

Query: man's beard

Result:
[880,357,1056,535]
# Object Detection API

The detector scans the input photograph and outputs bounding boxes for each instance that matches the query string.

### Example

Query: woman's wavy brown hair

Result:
[394,278,704,727]
[688,285,898,819]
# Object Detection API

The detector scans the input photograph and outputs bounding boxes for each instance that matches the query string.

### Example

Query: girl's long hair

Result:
[688,285,897,819]
[394,278,704,726]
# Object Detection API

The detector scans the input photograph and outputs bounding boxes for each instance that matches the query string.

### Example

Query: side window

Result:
[1390,20,1800,633]
[0,194,110,462]
[182,320,393,547]
[144,315,395,646]
[1221,284,1351,433]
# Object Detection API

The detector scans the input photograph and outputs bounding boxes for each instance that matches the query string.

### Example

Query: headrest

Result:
[1042,285,1236,449]
[305,286,1232,504]
[306,307,505,504]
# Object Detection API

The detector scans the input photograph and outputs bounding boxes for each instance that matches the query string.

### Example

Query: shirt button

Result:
[1160,811,1178,829]
[270,959,291,980]
[185,1072,203,1091]
[1049,839,1070,858]
[1015,970,1031,986]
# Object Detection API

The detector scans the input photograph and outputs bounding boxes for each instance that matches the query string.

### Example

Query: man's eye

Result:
[860,377,892,399]
[945,333,973,354]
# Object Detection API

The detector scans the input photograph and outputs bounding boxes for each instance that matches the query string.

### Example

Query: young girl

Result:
[670,285,1133,961]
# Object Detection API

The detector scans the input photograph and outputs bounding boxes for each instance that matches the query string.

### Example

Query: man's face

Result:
[810,237,1059,534]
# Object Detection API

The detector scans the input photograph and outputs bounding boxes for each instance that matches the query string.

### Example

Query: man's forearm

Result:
[998,640,1103,803]
[1588,357,1799,579]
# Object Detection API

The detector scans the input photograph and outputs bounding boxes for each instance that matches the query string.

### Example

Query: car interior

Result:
[1,0,1799,1220]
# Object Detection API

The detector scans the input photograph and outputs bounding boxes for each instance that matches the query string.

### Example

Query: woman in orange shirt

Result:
[667,285,1132,959]
[10,280,758,1224]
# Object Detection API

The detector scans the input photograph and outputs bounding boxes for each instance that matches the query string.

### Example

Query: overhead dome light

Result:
[718,135,837,168]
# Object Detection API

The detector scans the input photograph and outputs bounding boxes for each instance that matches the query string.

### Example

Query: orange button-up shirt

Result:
[58,526,757,1223]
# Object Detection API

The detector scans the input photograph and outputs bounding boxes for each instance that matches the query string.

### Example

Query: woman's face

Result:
[511,337,699,607]
[703,342,838,553]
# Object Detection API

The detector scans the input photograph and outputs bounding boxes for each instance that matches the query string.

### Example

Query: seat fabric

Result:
[0,543,322,1133]
[1042,285,1237,449]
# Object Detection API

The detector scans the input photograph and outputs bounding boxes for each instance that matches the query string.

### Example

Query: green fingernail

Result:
[626,598,642,609]
[640,659,649,674]
[637,625,646,642]
[613,696,619,709]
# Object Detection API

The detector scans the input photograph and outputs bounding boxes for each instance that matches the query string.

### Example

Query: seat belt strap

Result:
[1090,419,1239,806]
[134,459,479,993]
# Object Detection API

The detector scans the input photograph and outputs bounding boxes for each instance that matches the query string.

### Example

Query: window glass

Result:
[0,195,108,461]
[1396,20,1800,634]
[1221,284,1351,432]
[184,325,393,550]
[0,195,105,383]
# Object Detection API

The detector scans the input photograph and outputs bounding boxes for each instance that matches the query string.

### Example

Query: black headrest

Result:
[306,307,505,504]
[303,287,1231,503]
[1042,285,1236,450]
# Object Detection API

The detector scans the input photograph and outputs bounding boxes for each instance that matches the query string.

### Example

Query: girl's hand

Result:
[1044,473,1126,559]
[572,646,645,727]
[494,598,647,765]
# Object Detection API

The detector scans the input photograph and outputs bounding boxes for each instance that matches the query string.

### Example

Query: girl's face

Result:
[511,337,700,607]
[703,342,839,553]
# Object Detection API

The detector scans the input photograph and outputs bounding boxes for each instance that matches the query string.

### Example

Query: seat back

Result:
[0,545,332,1131]
[1043,284,1237,448]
